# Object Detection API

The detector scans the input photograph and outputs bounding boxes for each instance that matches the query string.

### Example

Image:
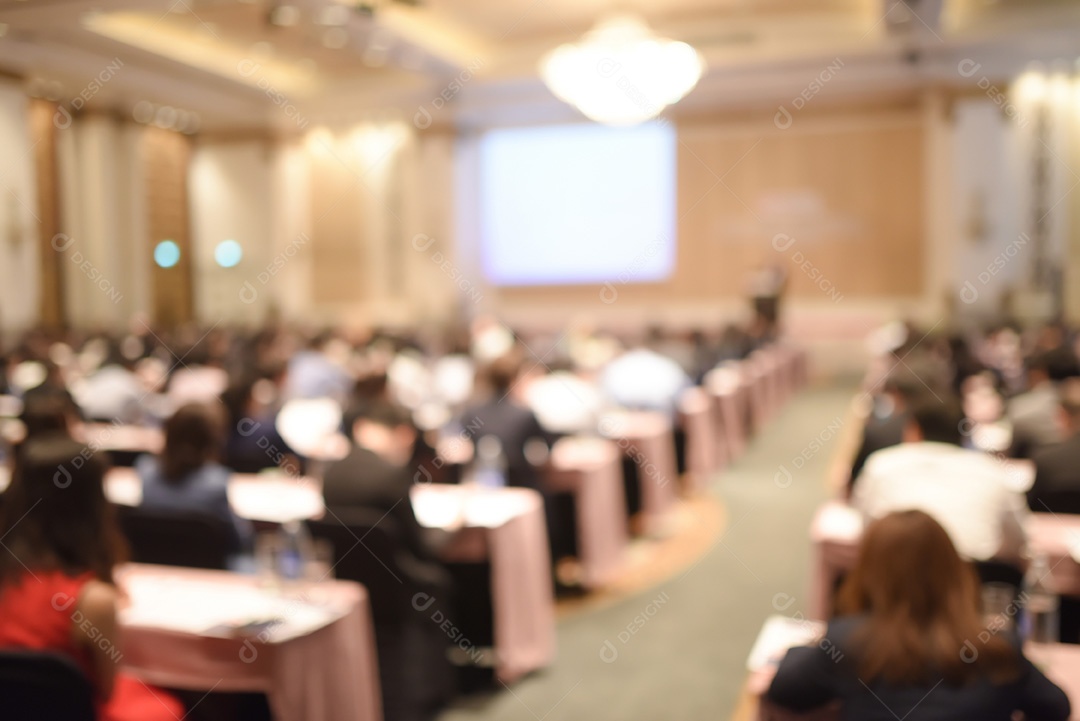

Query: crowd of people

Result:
[3,314,1080,720]
[0,316,775,721]
[766,318,1080,720]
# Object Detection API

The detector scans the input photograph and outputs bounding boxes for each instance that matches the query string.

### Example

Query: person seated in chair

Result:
[0,437,185,721]
[853,397,1028,566]
[135,402,252,551]
[322,400,437,563]
[767,510,1070,720]
[1030,378,1080,514]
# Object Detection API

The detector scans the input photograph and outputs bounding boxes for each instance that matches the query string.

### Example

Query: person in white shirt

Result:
[853,397,1028,564]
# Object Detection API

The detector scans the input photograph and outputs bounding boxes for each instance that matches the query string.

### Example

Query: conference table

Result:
[599,409,679,536]
[543,435,629,588]
[678,386,720,495]
[117,563,382,721]
[737,615,1080,721]
[808,500,1080,621]
[39,466,556,684]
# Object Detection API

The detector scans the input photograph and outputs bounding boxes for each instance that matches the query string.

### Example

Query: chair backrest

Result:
[0,649,97,721]
[116,505,235,570]
[305,511,414,626]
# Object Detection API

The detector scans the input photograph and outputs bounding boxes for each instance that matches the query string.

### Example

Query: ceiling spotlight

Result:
[269,5,300,27]
[322,27,349,50]
[315,5,349,26]
[44,80,63,102]
[132,100,154,123]
[154,105,178,129]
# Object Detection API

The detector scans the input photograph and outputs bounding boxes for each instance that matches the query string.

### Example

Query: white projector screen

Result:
[478,122,676,286]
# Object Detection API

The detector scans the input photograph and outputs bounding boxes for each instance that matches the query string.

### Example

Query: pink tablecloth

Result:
[808,502,1080,620]
[544,436,629,588]
[678,386,720,494]
[116,564,381,721]
[600,410,679,536]
[410,484,557,683]
[705,366,748,465]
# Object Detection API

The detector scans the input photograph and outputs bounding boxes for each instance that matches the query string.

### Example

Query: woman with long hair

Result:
[0,436,184,720]
[135,402,251,550]
[767,510,1070,720]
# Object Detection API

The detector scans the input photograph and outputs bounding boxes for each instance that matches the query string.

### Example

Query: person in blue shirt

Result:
[135,402,252,551]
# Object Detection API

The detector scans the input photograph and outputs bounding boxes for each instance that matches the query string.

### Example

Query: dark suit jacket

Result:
[322,445,434,562]
[1029,434,1080,514]
[767,616,1070,721]
[847,412,907,495]
[460,399,548,492]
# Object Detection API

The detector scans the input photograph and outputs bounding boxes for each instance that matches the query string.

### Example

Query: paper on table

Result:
[120,576,345,643]
[747,614,826,672]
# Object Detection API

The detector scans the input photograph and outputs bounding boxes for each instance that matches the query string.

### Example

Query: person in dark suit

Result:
[322,400,435,562]
[846,371,928,497]
[1029,378,1080,514]
[459,352,549,491]
[767,510,1070,721]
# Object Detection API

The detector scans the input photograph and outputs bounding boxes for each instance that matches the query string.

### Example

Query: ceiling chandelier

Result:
[539,14,704,126]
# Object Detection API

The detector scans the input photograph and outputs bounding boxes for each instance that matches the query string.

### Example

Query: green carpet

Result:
[438,384,853,721]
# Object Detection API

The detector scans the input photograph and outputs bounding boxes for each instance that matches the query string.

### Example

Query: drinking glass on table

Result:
[981,582,1017,632]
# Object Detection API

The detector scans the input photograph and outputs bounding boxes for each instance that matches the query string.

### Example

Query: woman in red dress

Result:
[0,435,184,721]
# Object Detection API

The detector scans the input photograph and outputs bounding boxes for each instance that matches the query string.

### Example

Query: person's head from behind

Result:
[482,351,524,397]
[18,388,78,443]
[344,400,415,464]
[161,402,224,482]
[881,370,927,413]
[903,397,963,446]
[837,510,1016,685]
[1,436,125,586]
[1056,378,1080,437]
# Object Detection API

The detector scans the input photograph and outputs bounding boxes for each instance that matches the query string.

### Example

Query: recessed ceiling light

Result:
[316,5,349,26]
[155,105,178,129]
[44,81,63,102]
[322,27,349,50]
[270,5,300,27]
[133,101,154,123]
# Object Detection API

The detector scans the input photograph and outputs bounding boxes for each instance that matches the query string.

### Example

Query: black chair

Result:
[116,505,236,570]
[973,559,1025,594]
[0,649,97,721]
[307,511,456,721]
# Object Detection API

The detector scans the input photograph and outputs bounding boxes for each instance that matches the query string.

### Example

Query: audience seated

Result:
[323,400,438,564]
[460,351,548,492]
[0,436,185,721]
[852,398,1027,564]
[1009,352,1068,459]
[599,330,692,417]
[71,343,144,424]
[846,370,926,494]
[1029,378,1080,514]
[767,510,1070,720]
[135,402,252,552]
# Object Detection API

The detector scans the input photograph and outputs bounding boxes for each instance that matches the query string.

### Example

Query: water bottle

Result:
[473,435,507,489]
[1022,553,1060,644]
[277,520,313,583]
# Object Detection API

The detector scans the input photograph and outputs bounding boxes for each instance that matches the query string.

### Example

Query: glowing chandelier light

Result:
[539,14,704,126]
